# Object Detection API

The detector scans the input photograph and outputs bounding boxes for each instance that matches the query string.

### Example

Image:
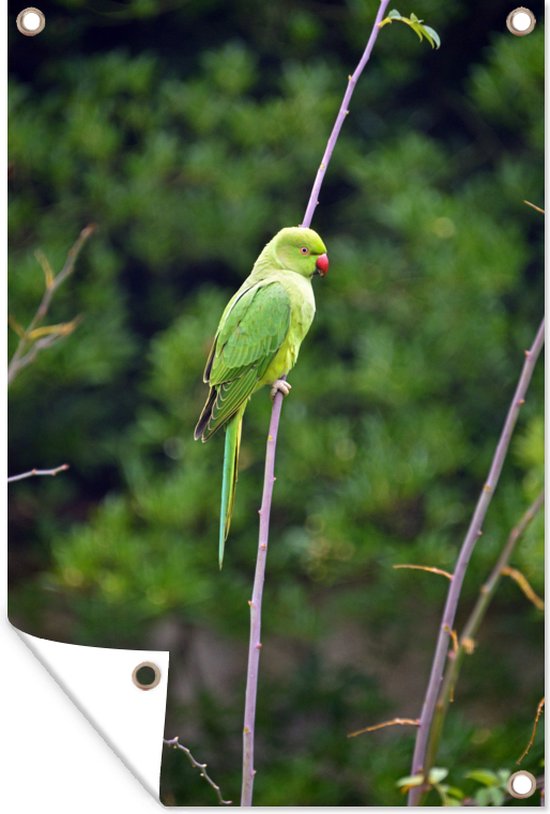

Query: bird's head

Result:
[273,226,329,279]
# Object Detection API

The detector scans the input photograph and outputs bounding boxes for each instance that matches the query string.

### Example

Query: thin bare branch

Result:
[164,737,232,805]
[523,200,544,214]
[8,225,94,385]
[8,464,70,483]
[408,320,544,804]
[348,718,420,738]
[501,566,544,611]
[419,489,544,797]
[517,697,544,764]
[241,1,393,805]
[301,0,391,227]
[241,380,285,806]
[393,564,453,580]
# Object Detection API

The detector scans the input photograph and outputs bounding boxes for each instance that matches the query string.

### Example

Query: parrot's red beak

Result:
[315,253,329,276]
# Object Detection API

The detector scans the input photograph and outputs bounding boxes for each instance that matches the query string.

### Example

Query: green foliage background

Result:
[8,0,543,806]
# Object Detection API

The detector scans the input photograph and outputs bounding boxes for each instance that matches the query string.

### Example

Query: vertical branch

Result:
[423,490,544,779]
[301,0,391,229]
[240,1,392,805]
[408,318,544,805]
[241,386,285,807]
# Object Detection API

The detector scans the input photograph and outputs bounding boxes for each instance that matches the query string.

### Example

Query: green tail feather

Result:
[219,406,245,568]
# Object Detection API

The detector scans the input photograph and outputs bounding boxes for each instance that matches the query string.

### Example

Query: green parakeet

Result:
[194,226,329,567]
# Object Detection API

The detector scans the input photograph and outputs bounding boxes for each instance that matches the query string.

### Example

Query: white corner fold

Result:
[16,629,169,800]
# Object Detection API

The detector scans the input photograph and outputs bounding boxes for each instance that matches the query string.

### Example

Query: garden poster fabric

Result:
[8,0,543,806]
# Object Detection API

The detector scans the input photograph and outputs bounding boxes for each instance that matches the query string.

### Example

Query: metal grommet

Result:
[16,7,46,37]
[507,770,537,799]
[132,661,162,691]
[506,7,536,36]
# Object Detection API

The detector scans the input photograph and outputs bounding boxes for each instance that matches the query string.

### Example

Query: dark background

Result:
[8,0,543,805]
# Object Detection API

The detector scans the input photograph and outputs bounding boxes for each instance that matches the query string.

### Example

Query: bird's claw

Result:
[270,379,292,400]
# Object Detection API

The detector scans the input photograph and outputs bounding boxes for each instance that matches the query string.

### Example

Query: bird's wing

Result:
[201,281,291,437]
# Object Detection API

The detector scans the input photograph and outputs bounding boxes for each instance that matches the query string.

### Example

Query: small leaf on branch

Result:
[397,767,448,793]
[378,10,441,48]
[465,769,499,787]
[396,774,424,792]
[421,25,441,48]
[26,317,81,341]
[35,249,55,289]
[429,767,449,784]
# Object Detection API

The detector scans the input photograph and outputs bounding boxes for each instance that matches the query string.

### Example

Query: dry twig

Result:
[393,564,453,580]
[8,225,94,385]
[501,567,544,611]
[523,200,544,214]
[348,718,420,738]
[164,737,232,805]
[517,697,544,764]
[8,464,69,483]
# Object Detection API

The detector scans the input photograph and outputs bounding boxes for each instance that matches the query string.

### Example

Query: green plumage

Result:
[194,226,328,567]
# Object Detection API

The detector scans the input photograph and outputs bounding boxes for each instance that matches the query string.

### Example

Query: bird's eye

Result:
[300,247,310,255]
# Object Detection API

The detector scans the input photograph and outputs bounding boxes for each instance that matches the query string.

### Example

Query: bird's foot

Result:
[270,379,292,400]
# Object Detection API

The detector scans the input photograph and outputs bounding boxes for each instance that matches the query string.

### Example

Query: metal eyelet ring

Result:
[506,7,536,36]
[132,661,162,691]
[507,770,537,799]
[16,7,46,36]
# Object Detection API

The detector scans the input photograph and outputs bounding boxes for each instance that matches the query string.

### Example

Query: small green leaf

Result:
[379,12,441,49]
[497,769,511,785]
[446,786,466,800]
[487,787,505,806]
[466,769,498,787]
[396,774,424,789]
[408,20,425,42]
[429,767,449,784]
[422,24,441,49]
[419,29,436,48]
[474,788,492,806]
[35,249,55,289]
[27,318,80,340]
